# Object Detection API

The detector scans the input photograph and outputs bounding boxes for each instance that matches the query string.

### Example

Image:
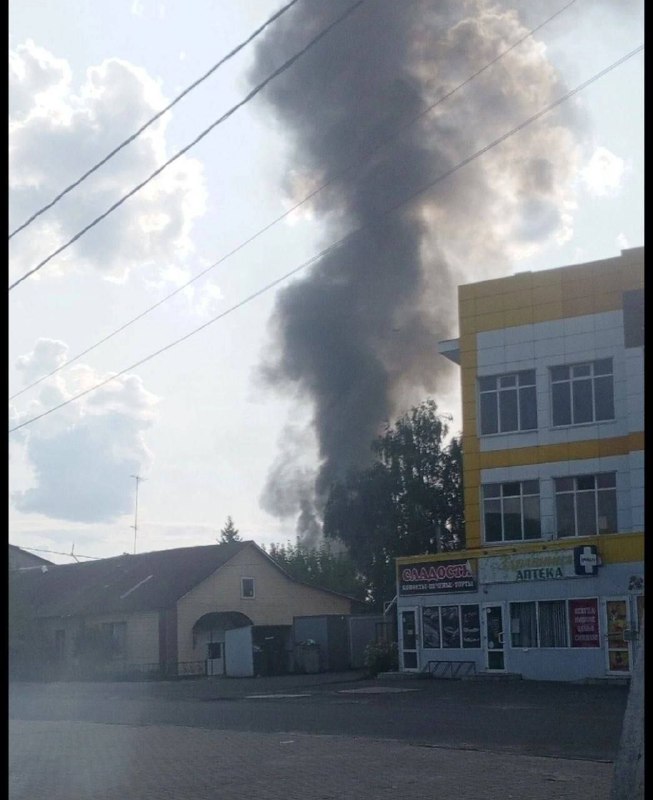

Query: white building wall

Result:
[479,456,633,537]
[476,310,633,452]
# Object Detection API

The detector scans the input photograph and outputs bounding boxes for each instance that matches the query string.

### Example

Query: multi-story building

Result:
[396,247,644,681]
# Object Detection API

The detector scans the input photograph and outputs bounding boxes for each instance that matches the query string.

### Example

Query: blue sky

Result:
[8,0,643,563]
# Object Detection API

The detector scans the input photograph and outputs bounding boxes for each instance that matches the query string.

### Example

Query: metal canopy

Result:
[192,611,253,632]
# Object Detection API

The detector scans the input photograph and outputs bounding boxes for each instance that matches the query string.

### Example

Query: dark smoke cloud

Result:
[250,0,586,540]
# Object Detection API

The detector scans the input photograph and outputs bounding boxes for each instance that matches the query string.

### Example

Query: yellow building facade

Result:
[396,248,644,681]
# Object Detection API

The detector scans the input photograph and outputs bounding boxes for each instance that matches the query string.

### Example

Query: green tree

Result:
[219,516,242,543]
[323,399,464,608]
[264,538,368,602]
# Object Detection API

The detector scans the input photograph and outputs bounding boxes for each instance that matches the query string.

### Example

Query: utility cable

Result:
[8,44,643,435]
[8,0,364,291]
[10,545,102,561]
[9,0,578,400]
[8,0,301,241]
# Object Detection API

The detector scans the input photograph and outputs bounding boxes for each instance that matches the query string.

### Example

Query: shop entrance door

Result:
[483,604,506,671]
[206,641,225,676]
[399,608,419,671]
[604,598,632,674]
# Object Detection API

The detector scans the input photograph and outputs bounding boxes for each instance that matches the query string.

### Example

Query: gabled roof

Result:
[9,544,53,570]
[9,540,250,618]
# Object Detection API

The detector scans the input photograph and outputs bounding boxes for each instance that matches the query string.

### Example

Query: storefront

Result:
[396,545,644,682]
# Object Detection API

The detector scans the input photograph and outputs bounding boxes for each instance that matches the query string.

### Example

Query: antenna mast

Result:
[130,474,146,554]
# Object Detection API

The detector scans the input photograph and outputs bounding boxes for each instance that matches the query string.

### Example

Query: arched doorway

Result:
[192,612,253,676]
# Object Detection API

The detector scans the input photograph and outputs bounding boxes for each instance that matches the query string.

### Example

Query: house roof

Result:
[9,540,250,618]
[9,544,54,569]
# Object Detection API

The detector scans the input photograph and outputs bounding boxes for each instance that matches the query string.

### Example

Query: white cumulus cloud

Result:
[581,146,627,197]
[11,338,159,523]
[9,40,208,284]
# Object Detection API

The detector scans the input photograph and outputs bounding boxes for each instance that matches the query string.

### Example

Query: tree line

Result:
[263,399,464,609]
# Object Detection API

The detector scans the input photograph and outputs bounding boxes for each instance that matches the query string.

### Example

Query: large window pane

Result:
[594,375,615,420]
[503,497,522,540]
[511,602,538,647]
[522,495,541,539]
[572,378,593,423]
[484,499,502,542]
[519,385,537,430]
[499,388,518,432]
[441,606,461,648]
[576,491,597,536]
[552,382,571,425]
[422,607,441,649]
[539,601,568,647]
[556,494,576,537]
[597,489,618,533]
[480,392,498,435]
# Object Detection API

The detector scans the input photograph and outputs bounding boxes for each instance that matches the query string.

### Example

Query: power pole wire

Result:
[8,0,301,241]
[8,44,643,436]
[11,544,102,561]
[8,0,364,291]
[9,0,579,401]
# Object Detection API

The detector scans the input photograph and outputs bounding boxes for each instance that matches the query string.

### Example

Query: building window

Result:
[511,600,600,649]
[538,601,568,647]
[550,359,614,426]
[441,606,461,648]
[478,370,537,435]
[483,480,541,543]
[422,605,481,649]
[422,607,441,648]
[510,602,538,647]
[241,577,255,598]
[555,473,618,537]
[207,642,223,660]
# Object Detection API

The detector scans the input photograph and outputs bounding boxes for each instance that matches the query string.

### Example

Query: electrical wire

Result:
[8,0,364,292]
[9,0,579,401]
[8,44,643,435]
[10,545,102,561]
[8,0,301,241]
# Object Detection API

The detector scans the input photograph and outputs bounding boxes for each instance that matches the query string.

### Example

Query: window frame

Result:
[554,472,618,537]
[482,480,541,544]
[241,577,255,599]
[478,370,538,436]
[421,604,481,650]
[509,597,601,650]
[550,359,615,427]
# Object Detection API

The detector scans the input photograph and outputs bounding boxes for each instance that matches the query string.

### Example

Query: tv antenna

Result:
[130,474,146,554]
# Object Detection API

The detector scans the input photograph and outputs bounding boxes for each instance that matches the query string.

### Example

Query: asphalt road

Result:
[9,671,628,761]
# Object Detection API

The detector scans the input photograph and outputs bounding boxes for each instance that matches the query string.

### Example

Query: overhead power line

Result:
[11,544,102,561]
[8,44,643,435]
[10,0,579,401]
[8,0,301,241]
[8,0,364,292]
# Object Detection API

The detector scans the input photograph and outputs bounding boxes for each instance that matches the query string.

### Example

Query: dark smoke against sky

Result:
[250,0,586,542]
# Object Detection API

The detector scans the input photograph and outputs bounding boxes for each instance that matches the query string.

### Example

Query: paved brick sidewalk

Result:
[10,719,613,800]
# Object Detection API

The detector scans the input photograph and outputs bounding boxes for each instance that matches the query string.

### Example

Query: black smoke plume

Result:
[251,0,584,542]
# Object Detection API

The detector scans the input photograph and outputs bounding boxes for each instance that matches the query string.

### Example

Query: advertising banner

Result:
[569,598,600,648]
[480,546,599,585]
[398,559,477,596]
